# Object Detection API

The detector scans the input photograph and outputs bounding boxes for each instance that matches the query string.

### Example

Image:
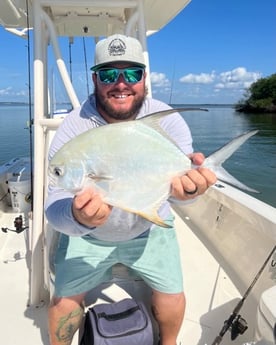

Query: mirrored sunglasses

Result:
[96,67,145,84]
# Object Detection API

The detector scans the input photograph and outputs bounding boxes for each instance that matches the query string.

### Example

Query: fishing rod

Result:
[211,245,276,345]
[25,0,34,211]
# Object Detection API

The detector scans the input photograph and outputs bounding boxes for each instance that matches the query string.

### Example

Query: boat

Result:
[0,1,275,344]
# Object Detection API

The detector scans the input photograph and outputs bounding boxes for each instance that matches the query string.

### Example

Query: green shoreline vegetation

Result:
[235,73,276,114]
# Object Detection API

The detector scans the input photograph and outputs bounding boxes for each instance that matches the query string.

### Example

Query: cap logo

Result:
[108,38,126,57]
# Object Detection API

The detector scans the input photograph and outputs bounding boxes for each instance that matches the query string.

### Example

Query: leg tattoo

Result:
[55,306,84,343]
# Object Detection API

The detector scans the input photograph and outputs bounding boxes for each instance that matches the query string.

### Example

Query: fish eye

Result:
[53,167,64,177]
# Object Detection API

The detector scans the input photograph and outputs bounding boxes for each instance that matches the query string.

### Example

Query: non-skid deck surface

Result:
[0,210,244,345]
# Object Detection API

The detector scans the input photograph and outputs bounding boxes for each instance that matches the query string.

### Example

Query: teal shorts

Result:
[54,217,183,297]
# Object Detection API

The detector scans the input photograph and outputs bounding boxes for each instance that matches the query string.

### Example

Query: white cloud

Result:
[214,82,239,89]
[15,90,28,96]
[179,72,215,84]
[220,67,260,83]
[0,86,29,101]
[150,72,170,87]
[176,67,262,100]
[0,87,12,95]
[214,83,225,89]
[178,67,261,90]
[150,66,263,103]
[243,81,254,88]
[214,68,261,91]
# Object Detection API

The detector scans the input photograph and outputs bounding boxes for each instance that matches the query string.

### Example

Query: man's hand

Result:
[72,188,112,227]
[171,152,217,200]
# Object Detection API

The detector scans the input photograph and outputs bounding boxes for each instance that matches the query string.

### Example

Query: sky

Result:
[0,0,275,104]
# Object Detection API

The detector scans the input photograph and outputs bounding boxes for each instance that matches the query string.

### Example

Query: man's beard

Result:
[94,85,146,121]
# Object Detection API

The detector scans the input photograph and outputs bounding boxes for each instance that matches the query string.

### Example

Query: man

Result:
[45,34,217,345]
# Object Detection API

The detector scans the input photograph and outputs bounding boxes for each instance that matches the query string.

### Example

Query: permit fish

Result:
[48,108,258,228]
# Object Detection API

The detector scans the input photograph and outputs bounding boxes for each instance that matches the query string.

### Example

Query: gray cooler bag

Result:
[80,298,154,345]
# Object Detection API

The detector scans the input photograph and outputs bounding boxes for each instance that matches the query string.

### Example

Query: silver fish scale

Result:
[49,120,191,218]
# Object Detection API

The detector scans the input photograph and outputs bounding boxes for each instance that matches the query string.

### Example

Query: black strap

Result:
[97,306,140,321]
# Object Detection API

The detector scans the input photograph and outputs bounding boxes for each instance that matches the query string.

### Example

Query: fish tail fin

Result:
[212,165,259,193]
[204,130,259,193]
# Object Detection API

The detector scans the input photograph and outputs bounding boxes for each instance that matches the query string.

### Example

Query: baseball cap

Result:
[91,34,146,71]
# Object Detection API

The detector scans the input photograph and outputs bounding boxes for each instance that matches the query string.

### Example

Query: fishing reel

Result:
[211,246,275,345]
[230,314,248,340]
[1,215,28,234]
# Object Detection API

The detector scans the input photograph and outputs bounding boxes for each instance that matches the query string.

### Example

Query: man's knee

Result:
[151,290,186,317]
[50,293,86,307]
[152,290,185,303]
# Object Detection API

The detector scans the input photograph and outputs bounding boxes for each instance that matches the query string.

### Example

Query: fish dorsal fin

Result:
[139,107,207,130]
[139,107,208,149]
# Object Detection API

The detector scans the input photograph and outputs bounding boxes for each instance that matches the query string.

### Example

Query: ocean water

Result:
[0,103,275,207]
[177,105,276,207]
[0,104,32,164]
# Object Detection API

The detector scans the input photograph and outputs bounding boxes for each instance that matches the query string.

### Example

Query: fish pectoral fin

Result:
[87,173,113,181]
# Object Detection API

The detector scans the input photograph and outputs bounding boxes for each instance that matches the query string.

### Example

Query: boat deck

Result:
[0,207,248,345]
[0,210,48,344]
